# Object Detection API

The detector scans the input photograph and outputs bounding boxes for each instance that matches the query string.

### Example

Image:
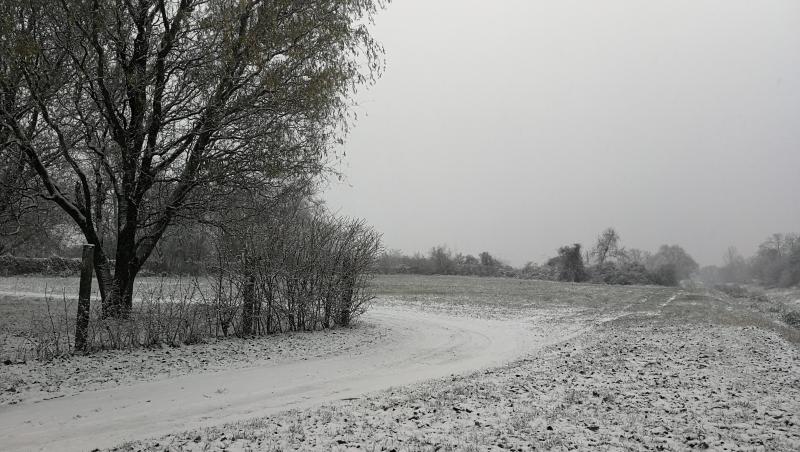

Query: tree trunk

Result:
[100,220,140,318]
[241,272,255,336]
[98,259,137,319]
[323,294,332,329]
[74,244,94,353]
[266,279,274,334]
[101,272,136,318]
[339,275,354,326]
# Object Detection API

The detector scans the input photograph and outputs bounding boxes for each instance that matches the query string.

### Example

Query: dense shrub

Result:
[19,211,382,359]
[0,254,82,276]
[588,262,654,285]
[215,212,382,334]
[717,234,800,288]
[145,225,216,276]
[549,244,587,283]
[519,262,558,281]
[649,263,678,286]
[645,245,699,285]
[373,247,514,277]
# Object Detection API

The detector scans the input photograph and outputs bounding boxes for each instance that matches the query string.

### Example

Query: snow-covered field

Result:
[1,275,799,451]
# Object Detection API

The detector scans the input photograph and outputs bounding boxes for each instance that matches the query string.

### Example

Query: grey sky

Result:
[324,0,800,267]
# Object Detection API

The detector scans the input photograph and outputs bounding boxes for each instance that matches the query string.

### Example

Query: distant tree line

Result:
[521,228,698,287]
[373,246,517,277]
[371,228,700,287]
[699,233,800,288]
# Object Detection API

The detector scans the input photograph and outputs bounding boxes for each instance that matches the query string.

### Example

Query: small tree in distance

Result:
[646,245,699,285]
[479,251,496,267]
[592,227,621,265]
[549,243,587,283]
[429,245,455,275]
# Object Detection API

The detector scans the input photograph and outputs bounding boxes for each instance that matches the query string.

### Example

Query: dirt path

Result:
[0,306,579,452]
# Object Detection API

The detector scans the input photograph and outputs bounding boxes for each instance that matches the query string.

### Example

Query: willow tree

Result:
[0,0,384,316]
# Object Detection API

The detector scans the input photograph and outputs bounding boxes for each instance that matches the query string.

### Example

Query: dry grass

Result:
[0,277,216,361]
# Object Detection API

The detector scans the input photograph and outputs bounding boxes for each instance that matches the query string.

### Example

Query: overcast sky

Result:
[324,0,800,267]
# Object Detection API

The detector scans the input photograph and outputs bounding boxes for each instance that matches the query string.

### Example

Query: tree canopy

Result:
[0,0,384,316]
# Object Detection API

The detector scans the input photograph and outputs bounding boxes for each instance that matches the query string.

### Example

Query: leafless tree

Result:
[1,0,384,316]
[592,227,621,265]
[213,191,381,335]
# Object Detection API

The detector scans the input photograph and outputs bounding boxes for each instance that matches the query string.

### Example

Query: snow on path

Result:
[0,305,563,452]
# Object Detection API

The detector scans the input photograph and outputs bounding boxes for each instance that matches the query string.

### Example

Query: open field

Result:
[0,275,213,311]
[130,311,797,452]
[1,274,799,451]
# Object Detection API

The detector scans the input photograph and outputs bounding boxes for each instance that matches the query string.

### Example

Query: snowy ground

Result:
[124,317,798,452]
[1,304,581,451]
[113,294,800,452]
[0,320,389,407]
[1,276,798,451]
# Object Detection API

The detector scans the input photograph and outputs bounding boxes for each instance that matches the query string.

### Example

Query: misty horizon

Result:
[324,0,800,267]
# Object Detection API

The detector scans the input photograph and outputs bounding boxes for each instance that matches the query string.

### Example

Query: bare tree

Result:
[214,191,381,335]
[429,245,454,275]
[1,144,69,255]
[592,227,620,265]
[1,0,384,316]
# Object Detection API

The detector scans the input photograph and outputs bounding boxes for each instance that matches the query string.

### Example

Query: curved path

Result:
[0,306,575,451]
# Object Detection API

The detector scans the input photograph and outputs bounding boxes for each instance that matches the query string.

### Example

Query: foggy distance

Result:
[326,0,800,266]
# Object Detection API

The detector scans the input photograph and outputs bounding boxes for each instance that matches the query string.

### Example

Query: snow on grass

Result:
[117,313,800,452]
[0,320,388,406]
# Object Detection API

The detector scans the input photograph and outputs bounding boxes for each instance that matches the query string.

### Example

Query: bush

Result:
[549,244,587,283]
[215,211,382,334]
[519,262,558,281]
[0,254,82,276]
[649,263,678,286]
[646,245,698,283]
[588,262,654,285]
[743,233,800,288]
[12,209,382,359]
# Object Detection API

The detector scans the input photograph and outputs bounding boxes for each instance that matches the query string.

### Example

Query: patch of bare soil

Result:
[0,321,388,407]
[119,315,800,451]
